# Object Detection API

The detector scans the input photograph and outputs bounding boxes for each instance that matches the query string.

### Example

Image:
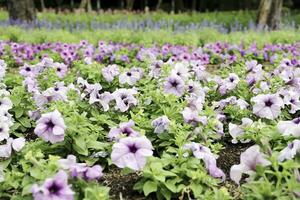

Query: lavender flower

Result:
[108,120,139,141]
[278,140,300,162]
[230,145,271,184]
[229,118,253,144]
[102,64,120,82]
[111,136,153,171]
[184,142,225,180]
[34,110,66,144]
[164,75,185,97]
[251,93,283,119]
[277,117,300,137]
[151,116,170,134]
[113,88,138,112]
[31,170,74,200]
[119,67,143,86]
[0,137,25,158]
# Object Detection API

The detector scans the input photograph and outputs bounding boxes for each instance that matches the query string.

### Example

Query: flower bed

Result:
[0,40,299,199]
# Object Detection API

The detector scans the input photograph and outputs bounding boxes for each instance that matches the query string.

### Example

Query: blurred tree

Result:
[40,0,45,11]
[96,0,101,12]
[257,0,283,30]
[126,0,135,11]
[175,0,184,13]
[80,0,92,12]
[7,0,36,23]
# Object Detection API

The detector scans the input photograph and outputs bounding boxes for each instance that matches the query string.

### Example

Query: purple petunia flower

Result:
[151,116,170,134]
[111,136,153,171]
[164,75,185,97]
[113,88,138,112]
[230,145,271,184]
[251,93,284,119]
[184,142,225,180]
[102,64,120,82]
[182,107,200,126]
[0,137,25,158]
[278,139,300,162]
[119,67,143,86]
[34,110,66,144]
[108,120,139,141]
[229,118,253,144]
[31,170,74,200]
[58,155,103,181]
[277,117,300,137]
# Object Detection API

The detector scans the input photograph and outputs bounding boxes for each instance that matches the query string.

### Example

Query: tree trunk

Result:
[156,0,162,10]
[7,0,36,23]
[257,0,283,30]
[40,0,45,12]
[126,0,135,11]
[192,0,197,11]
[175,0,184,13]
[96,0,101,12]
[87,0,92,12]
[70,0,74,12]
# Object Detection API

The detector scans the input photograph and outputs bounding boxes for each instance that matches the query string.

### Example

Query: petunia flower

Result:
[164,75,185,97]
[111,136,153,171]
[102,64,120,82]
[229,118,253,144]
[34,110,66,144]
[251,93,284,119]
[151,116,170,134]
[113,88,138,112]
[183,142,225,180]
[278,140,300,162]
[119,67,143,86]
[230,145,271,184]
[277,117,300,137]
[108,120,139,141]
[31,170,74,200]
[0,137,25,158]
[181,107,200,126]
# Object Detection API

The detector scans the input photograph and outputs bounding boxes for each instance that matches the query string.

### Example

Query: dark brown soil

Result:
[103,168,146,200]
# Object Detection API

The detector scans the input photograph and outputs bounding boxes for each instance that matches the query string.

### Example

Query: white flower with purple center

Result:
[102,64,120,82]
[278,140,300,162]
[164,75,185,97]
[111,136,153,171]
[151,116,170,134]
[230,145,271,184]
[251,93,283,119]
[31,170,74,200]
[277,117,300,137]
[34,110,66,144]
[113,88,138,112]
[108,120,139,141]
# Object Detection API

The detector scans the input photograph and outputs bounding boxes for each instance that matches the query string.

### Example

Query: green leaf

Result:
[143,181,157,196]
[73,136,89,156]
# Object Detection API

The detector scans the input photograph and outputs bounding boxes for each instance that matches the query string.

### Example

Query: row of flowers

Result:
[0,40,299,199]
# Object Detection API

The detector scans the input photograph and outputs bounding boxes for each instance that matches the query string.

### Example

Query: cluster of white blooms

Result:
[0,60,25,159]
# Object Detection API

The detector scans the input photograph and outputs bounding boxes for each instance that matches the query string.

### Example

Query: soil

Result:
[103,168,147,200]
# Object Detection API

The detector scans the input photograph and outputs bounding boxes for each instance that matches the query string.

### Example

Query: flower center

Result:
[46,121,55,129]
[48,181,61,195]
[292,118,300,124]
[122,127,133,136]
[170,80,179,87]
[126,72,132,77]
[264,99,273,107]
[128,144,138,153]
[25,67,31,71]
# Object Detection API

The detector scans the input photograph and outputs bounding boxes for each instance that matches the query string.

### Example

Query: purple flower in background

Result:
[151,116,170,134]
[102,64,120,82]
[164,75,185,97]
[184,142,225,180]
[34,110,66,144]
[83,165,103,181]
[245,60,262,73]
[113,88,138,112]
[149,60,163,78]
[278,139,300,162]
[108,120,139,140]
[230,145,270,184]
[111,136,153,171]
[277,117,300,137]
[53,62,68,78]
[31,170,74,200]
[251,93,283,119]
